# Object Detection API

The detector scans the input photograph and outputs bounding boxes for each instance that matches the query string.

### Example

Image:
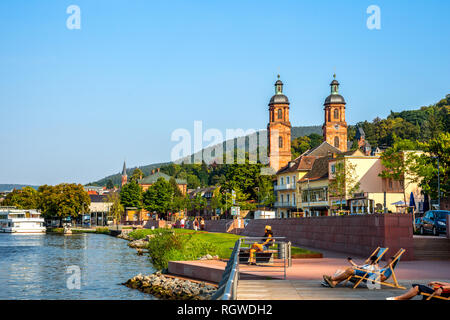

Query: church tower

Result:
[322,75,347,152]
[121,161,127,187]
[268,75,292,172]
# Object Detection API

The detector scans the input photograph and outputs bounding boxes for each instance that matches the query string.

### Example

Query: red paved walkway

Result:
[170,257,450,282]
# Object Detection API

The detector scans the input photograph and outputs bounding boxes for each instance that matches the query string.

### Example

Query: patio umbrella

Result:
[409,192,416,210]
[391,200,406,206]
[423,194,430,212]
[410,192,416,230]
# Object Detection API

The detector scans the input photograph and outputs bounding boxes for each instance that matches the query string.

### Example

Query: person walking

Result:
[193,218,199,231]
[180,217,185,229]
[200,218,205,231]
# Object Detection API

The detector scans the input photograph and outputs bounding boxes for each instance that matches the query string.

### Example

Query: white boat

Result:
[0,208,46,233]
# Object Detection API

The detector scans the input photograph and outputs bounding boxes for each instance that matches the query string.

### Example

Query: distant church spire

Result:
[122,161,127,176]
[121,161,127,187]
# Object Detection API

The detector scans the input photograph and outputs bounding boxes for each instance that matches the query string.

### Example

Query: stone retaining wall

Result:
[204,219,244,234]
[241,214,415,261]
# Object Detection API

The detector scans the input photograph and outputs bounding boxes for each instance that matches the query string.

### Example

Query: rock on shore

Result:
[124,272,217,300]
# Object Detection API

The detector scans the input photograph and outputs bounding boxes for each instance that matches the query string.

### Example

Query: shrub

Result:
[146,230,219,270]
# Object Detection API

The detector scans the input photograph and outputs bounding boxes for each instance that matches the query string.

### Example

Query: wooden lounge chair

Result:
[420,291,450,300]
[348,248,406,290]
[364,247,389,264]
[343,247,389,287]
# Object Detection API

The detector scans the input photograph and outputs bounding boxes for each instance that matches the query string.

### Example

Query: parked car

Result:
[414,217,423,229]
[419,210,450,236]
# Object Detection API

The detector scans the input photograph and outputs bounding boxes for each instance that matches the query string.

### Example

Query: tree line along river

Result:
[0,233,156,300]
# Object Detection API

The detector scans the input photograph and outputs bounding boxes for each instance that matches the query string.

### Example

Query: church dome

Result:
[269,94,290,105]
[324,94,346,105]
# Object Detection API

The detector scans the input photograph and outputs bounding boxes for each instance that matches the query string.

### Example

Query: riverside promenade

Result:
[169,248,450,300]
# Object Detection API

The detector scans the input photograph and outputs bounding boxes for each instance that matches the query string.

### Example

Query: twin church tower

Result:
[267,75,348,171]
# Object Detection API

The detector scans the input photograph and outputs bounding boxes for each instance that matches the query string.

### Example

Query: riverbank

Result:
[46,227,110,234]
[124,272,217,300]
[124,228,321,259]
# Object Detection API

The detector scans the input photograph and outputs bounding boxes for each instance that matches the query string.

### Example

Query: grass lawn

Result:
[128,228,319,259]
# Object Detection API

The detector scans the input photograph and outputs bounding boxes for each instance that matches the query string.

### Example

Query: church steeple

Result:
[268,75,292,172]
[322,75,347,152]
[121,161,127,187]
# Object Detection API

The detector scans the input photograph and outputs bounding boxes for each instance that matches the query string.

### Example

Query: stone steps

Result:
[413,237,450,260]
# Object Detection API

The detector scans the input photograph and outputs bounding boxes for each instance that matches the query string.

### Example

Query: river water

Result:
[0,233,156,299]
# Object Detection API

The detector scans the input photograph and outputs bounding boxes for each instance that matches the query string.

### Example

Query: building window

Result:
[279,136,283,148]
[286,177,290,184]
[334,136,339,148]
[287,194,290,203]
[331,164,336,174]
[334,108,339,119]
[271,111,274,122]
[278,109,282,119]
[389,179,393,189]
[281,177,284,185]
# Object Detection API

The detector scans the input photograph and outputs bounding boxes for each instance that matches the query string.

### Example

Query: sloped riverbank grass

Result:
[127,228,319,269]
[46,227,110,234]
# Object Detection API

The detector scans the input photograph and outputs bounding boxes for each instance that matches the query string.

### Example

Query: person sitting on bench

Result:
[248,225,274,265]
[386,282,450,300]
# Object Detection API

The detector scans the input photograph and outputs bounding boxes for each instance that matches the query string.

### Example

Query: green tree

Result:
[210,187,223,215]
[169,177,182,197]
[106,179,115,190]
[329,157,360,212]
[119,181,143,209]
[191,193,207,216]
[106,192,124,230]
[255,176,276,207]
[142,178,173,219]
[37,184,91,226]
[409,132,450,201]
[130,168,144,182]
[186,174,201,189]
[291,136,311,159]
[2,186,39,209]
[379,143,419,206]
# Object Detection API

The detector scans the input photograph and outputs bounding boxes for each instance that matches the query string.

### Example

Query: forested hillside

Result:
[92,95,449,189]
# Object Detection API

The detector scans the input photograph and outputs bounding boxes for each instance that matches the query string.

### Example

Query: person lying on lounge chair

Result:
[323,255,390,288]
[386,282,450,300]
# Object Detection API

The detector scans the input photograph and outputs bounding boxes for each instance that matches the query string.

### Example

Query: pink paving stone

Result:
[169,251,450,282]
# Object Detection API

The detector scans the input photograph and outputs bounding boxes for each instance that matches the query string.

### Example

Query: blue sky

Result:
[0,0,449,185]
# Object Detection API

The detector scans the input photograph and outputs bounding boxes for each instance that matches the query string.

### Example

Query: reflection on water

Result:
[0,233,156,300]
